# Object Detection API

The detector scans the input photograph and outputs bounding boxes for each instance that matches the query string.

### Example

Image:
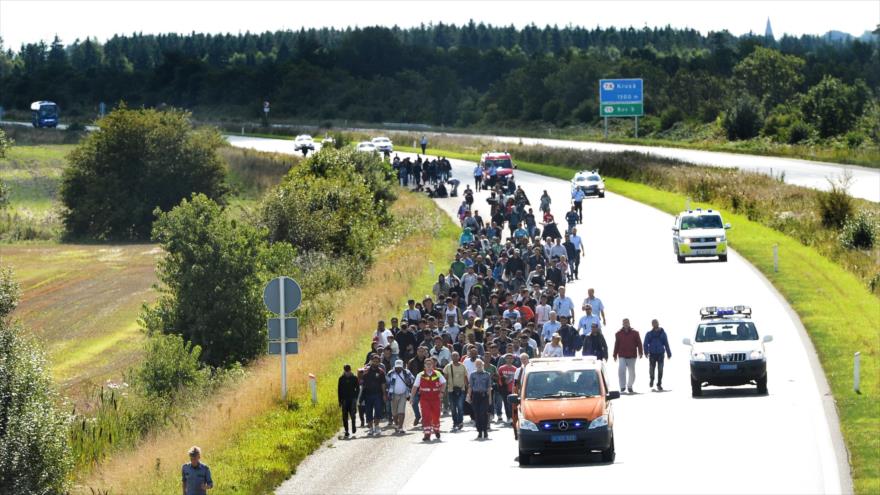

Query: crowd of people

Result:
[338,159,672,442]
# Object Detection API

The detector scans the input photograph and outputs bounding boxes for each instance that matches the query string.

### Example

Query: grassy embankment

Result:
[78,190,460,494]
[0,143,295,401]
[400,144,879,495]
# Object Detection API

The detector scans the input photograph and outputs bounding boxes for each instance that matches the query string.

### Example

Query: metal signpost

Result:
[263,276,302,400]
[262,100,270,126]
[99,102,106,118]
[599,78,644,138]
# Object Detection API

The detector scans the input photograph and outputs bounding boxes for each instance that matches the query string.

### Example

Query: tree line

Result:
[0,23,878,140]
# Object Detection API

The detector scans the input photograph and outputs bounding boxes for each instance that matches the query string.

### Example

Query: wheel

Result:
[599,192,605,198]
[601,435,615,463]
[677,255,685,263]
[719,255,728,262]
[518,450,531,466]
[757,374,768,395]
[691,377,702,397]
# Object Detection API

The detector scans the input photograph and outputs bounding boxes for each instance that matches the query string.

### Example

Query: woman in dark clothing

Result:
[468,359,494,440]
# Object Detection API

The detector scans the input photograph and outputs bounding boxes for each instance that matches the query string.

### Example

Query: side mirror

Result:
[507,393,520,406]
[672,227,679,232]
[762,335,773,343]
[682,337,692,346]
[725,223,732,229]
[606,391,621,401]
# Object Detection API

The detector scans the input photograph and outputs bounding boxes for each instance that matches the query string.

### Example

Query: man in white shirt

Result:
[541,311,561,344]
[461,266,479,302]
[582,288,606,326]
[534,295,551,326]
[569,228,584,278]
[548,238,567,260]
[577,304,602,336]
[402,300,422,325]
[374,320,393,347]
[553,286,575,322]
[387,360,414,433]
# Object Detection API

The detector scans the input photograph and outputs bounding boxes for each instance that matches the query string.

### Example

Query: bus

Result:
[31,101,59,128]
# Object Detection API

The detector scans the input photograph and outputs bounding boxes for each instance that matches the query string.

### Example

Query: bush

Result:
[845,131,866,149]
[142,194,266,367]
[816,178,854,230]
[60,107,229,240]
[0,266,20,319]
[722,96,764,140]
[0,128,10,158]
[0,271,72,493]
[840,211,876,250]
[137,333,208,398]
[659,106,684,131]
[299,148,397,216]
[787,120,812,144]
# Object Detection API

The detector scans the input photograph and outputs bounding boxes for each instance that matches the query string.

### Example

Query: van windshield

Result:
[680,215,723,230]
[524,370,600,399]
[695,322,758,342]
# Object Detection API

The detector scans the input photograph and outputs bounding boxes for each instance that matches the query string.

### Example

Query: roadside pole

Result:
[280,278,287,400]
[854,352,861,394]
[603,117,608,139]
[634,116,639,138]
[773,244,779,273]
[263,276,302,401]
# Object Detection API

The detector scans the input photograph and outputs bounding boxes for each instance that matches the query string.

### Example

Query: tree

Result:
[60,107,229,240]
[733,46,804,111]
[722,95,764,140]
[136,333,207,398]
[801,76,870,138]
[0,269,72,493]
[142,194,266,367]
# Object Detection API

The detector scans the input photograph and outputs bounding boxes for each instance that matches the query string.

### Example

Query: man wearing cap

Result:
[387,359,415,433]
[412,357,447,441]
[182,446,213,495]
[338,364,360,438]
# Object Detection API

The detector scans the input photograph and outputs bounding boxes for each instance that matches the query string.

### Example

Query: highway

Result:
[228,135,851,495]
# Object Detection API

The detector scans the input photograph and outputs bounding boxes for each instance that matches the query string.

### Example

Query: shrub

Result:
[816,177,854,230]
[142,194,266,367]
[787,120,812,144]
[136,333,208,398]
[800,76,869,138]
[60,107,229,240]
[0,128,10,158]
[0,266,20,319]
[659,106,684,131]
[845,131,866,149]
[300,147,397,216]
[0,274,72,493]
[840,211,876,250]
[722,95,764,140]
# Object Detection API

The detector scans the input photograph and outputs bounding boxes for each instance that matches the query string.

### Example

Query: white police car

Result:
[683,306,772,397]
[672,209,730,263]
[571,170,605,198]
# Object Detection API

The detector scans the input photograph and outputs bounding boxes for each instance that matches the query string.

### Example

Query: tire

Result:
[601,435,615,463]
[691,377,702,397]
[677,255,686,263]
[518,450,531,466]
[757,374,768,395]
[599,192,605,198]
[719,255,728,262]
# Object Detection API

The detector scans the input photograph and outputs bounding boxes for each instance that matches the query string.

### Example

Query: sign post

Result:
[599,78,644,138]
[263,276,302,400]
[262,100,270,127]
[99,102,106,118]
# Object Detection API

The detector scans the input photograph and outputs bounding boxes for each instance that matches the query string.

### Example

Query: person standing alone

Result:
[643,319,672,391]
[337,364,360,438]
[182,446,213,495]
[613,318,643,394]
[411,357,447,441]
[468,359,493,440]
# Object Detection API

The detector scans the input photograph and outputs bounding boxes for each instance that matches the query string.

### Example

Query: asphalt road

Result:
[228,135,850,495]
[348,127,880,203]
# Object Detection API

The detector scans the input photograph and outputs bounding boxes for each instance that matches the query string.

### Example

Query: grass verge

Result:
[402,144,877,494]
[78,190,460,494]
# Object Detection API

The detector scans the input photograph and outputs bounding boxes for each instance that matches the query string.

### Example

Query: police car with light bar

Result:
[683,306,772,396]
[672,208,731,263]
[571,170,605,198]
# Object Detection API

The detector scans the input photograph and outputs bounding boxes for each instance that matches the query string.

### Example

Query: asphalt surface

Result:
[347,127,880,203]
[228,135,850,495]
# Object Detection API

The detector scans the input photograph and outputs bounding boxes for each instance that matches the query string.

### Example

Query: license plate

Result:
[550,434,577,442]
[720,364,737,371]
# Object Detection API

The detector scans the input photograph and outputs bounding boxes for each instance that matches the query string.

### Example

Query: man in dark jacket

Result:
[338,364,360,438]
[558,317,581,356]
[643,319,672,391]
[582,322,608,361]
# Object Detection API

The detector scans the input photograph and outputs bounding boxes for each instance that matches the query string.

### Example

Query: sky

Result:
[1,0,878,49]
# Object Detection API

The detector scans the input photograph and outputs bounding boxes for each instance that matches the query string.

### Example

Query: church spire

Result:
[765,18,774,40]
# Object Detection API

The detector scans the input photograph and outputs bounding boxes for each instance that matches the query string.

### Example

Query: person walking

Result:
[565,205,579,233]
[411,357,447,441]
[468,359,493,439]
[420,135,428,154]
[444,352,468,431]
[387,360,415,433]
[552,286,575,322]
[473,163,483,191]
[182,446,213,495]
[496,353,518,422]
[582,288,606,327]
[361,354,387,435]
[643,319,672,391]
[572,186,586,223]
[569,228,583,279]
[542,333,564,357]
[337,364,360,438]
[581,322,608,361]
[407,346,428,426]
[613,319,644,394]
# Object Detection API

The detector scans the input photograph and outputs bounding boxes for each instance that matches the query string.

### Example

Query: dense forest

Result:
[0,23,878,141]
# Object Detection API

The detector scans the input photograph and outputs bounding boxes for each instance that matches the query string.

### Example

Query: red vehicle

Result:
[480,151,515,186]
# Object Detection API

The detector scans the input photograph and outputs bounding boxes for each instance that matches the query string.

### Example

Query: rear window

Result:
[524,370,601,399]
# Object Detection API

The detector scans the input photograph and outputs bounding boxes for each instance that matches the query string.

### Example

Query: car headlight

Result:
[683,238,692,244]
[716,236,726,242]
[588,415,608,429]
[749,350,765,360]
[520,418,539,431]
[692,352,709,362]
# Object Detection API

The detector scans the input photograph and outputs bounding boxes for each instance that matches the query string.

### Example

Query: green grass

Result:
[405,144,878,494]
[125,192,461,494]
[0,145,72,213]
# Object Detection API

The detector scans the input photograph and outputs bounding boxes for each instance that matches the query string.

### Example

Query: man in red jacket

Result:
[411,357,447,441]
[613,318,644,394]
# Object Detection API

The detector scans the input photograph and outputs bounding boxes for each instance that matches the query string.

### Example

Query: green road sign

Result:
[600,102,644,117]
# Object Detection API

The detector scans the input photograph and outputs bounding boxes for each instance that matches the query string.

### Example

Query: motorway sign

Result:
[268,317,299,341]
[599,78,643,103]
[263,276,301,315]
[268,341,299,355]
[600,102,644,117]
[263,101,270,114]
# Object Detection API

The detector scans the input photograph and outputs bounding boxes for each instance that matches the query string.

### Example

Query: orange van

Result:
[509,357,619,465]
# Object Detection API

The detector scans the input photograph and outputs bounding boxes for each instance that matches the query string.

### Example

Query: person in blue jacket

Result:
[643,319,672,391]
[459,227,474,246]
